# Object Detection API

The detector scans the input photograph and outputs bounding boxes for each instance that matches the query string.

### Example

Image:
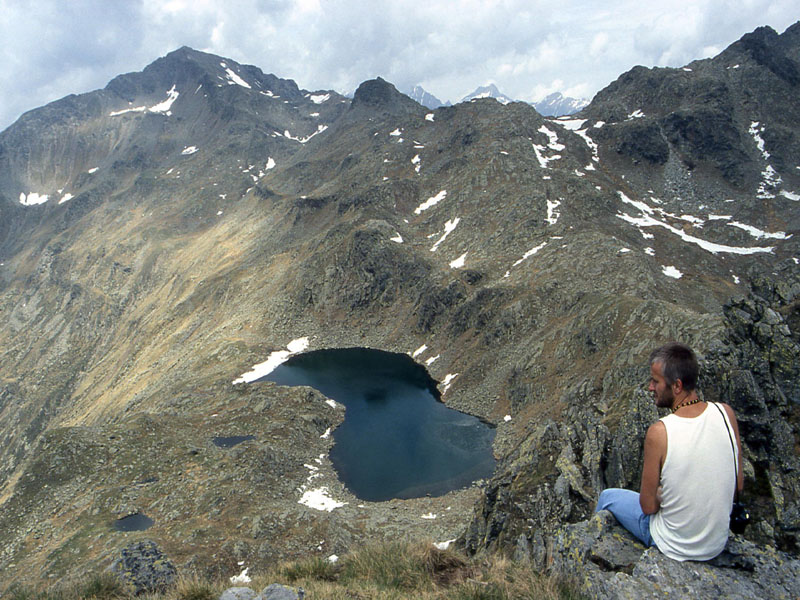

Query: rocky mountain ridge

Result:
[0,24,798,591]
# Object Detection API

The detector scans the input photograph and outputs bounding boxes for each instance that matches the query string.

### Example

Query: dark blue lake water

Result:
[260,347,496,502]
[114,513,154,532]
[213,435,256,448]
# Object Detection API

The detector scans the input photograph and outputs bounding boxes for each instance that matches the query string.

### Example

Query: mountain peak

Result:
[460,84,514,105]
[533,92,589,117]
[404,85,450,109]
[351,77,423,115]
[105,46,304,103]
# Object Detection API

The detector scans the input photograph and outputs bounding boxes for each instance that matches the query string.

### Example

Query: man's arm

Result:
[722,403,744,493]
[640,421,667,514]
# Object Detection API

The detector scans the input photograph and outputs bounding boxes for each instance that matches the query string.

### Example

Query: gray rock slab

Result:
[550,511,800,600]
[258,583,304,600]
[220,587,258,600]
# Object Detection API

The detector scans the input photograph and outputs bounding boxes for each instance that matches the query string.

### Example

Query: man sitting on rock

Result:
[596,342,744,561]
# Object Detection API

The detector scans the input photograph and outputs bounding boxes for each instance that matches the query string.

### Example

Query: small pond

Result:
[113,513,154,532]
[260,347,495,502]
[213,435,256,448]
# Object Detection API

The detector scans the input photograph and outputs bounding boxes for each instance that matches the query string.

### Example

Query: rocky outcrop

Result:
[109,540,177,595]
[464,266,800,555]
[548,511,800,599]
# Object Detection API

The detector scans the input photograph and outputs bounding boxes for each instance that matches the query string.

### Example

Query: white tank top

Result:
[649,402,737,561]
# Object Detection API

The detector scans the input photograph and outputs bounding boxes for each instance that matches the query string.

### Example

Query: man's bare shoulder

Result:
[645,420,667,443]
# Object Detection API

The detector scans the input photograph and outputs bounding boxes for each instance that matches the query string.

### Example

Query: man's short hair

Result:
[650,342,698,391]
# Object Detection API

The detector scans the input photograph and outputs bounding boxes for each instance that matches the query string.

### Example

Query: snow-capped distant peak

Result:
[532,92,589,117]
[405,85,448,109]
[461,84,514,105]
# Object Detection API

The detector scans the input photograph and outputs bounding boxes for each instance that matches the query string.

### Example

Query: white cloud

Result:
[1,1,798,131]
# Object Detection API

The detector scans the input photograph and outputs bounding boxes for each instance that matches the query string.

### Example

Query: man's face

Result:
[649,361,674,408]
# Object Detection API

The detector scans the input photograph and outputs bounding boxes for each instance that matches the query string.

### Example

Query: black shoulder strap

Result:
[712,402,739,501]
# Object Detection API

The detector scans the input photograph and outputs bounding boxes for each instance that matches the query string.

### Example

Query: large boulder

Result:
[109,540,177,595]
[549,511,800,599]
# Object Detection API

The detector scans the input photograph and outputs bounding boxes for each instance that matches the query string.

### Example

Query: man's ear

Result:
[672,378,684,394]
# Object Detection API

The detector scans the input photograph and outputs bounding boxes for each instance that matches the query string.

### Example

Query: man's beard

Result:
[654,387,674,408]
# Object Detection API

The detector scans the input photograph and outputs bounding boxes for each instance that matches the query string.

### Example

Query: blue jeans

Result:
[595,488,655,547]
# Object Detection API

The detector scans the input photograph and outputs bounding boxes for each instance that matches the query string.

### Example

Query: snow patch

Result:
[442,373,458,392]
[662,265,683,279]
[109,105,146,116]
[421,513,437,519]
[233,337,310,384]
[749,122,770,159]
[58,193,74,204]
[545,199,561,225]
[148,85,180,114]
[223,67,251,89]
[780,190,800,201]
[512,242,547,267]
[284,125,329,143]
[266,157,276,170]
[554,118,586,131]
[181,146,198,155]
[299,487,347,512]
[430,218,460,252]
[309,93,331,104]
[627,109,645,119]
[425,113,435,122]
[415,190,446,214]
[412,345,428,358]
[532,143,560,168]
[435,539,456,550]
[449,252,467,269]
[616,192,775,255]
[390,233,403,243]
[538,125,565,151]
[19,192,48,206]
[757,165,782,199]
[728,221,790,240]
[88,167,99,174]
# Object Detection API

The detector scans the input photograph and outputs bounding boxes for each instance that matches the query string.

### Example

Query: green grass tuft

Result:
[3,541,585,600]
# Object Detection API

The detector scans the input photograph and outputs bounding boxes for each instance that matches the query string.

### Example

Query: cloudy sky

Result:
[1,0,797,131]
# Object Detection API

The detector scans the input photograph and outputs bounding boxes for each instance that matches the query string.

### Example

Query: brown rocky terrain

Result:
[0,26,798,593]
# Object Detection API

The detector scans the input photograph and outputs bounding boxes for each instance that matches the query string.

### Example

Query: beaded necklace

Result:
[671,396,703,413]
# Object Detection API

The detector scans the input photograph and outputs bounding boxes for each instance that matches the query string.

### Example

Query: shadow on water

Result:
[260,347,496,502]
[113,513,154,532]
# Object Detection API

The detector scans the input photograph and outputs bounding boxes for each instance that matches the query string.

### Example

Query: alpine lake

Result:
[258,348,496,502]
